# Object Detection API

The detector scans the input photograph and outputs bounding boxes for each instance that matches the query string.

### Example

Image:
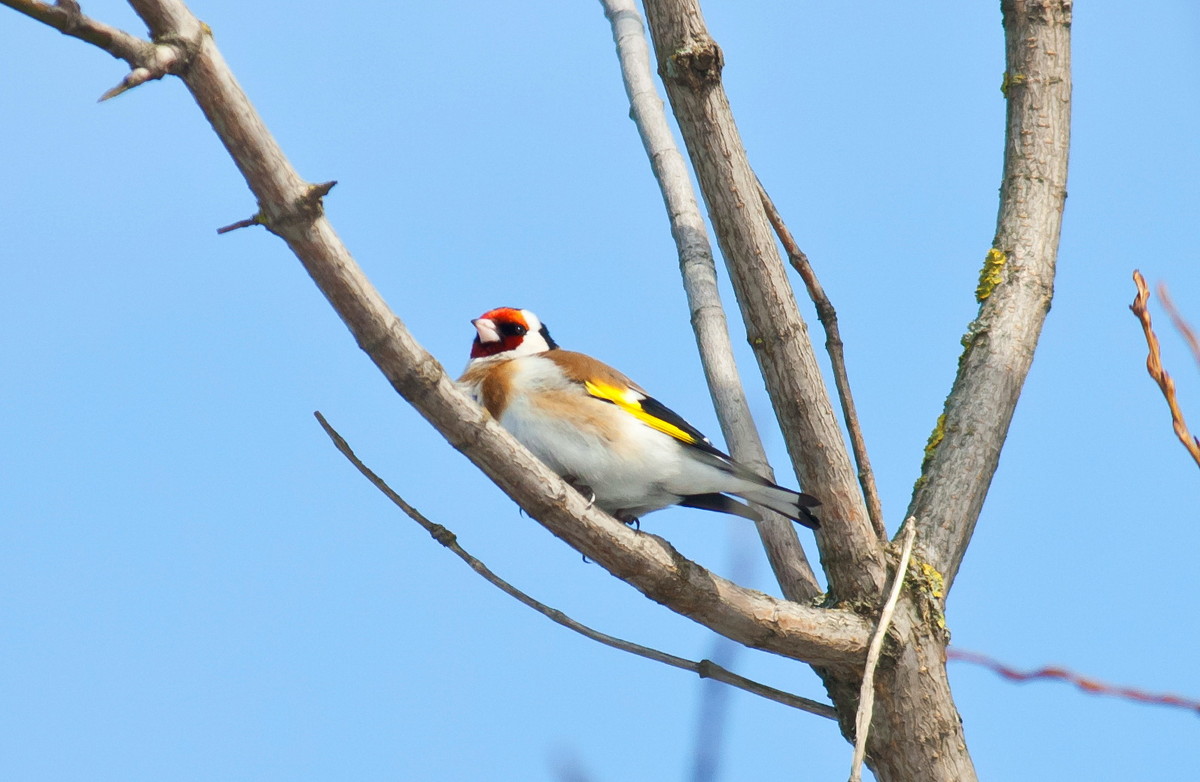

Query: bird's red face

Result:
[469,307,557,359]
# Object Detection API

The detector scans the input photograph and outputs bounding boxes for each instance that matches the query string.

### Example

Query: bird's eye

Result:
[498,322,527,337]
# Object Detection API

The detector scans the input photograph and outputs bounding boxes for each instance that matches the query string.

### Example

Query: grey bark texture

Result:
[907,0,1073,591]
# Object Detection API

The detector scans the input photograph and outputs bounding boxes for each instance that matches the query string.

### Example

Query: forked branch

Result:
[0,0,188,100]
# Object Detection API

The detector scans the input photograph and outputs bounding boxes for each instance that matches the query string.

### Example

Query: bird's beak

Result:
[472,317,500,343]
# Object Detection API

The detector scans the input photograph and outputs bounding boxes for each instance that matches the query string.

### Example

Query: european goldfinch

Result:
[457,307,820,529]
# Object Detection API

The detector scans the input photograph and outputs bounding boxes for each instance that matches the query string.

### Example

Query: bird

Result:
[457,306,820,529]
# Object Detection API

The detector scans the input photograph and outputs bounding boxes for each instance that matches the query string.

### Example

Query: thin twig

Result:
[599,0,819,601]
[1131,271,1200,468]
[216,215,261,234]
[1157,282,1200,368]
[947,648,1200,716]
[758,179,886,540]
[849,519,917,782]
[314,411,839,721]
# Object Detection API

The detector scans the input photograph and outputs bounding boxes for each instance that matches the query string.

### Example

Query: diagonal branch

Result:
[599,0,819,602]
[0,0,188,100]
[315,411,839,721]
[640,0,885,602]
[907,0,1072,592]
[1,0,148,60]
[8,0,875,666]
[1130,271,1200,468]
[758,180,887,539]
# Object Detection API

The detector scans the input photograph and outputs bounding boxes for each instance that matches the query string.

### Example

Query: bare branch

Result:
[907,0,1072,591]
[599,0,818,601]
[315,411,839,721]
[1,0,147,61]
[758,179,886,539]
[849,520,917,782]
[640,0,885,602]
[215,214,262,234]
[1130,271,1200,468]
[0,0,189,100]
[947,648,1200,716]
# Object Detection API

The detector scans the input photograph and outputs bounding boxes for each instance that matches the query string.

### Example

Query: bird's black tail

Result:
[679,489,821,529]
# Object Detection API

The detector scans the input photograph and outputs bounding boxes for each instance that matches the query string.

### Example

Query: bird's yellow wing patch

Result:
[584,380,700,445]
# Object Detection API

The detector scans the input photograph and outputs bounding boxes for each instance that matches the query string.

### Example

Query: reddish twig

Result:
[948,648,1200,716]
[1130,271,1200,468]
[1158,282,1200,369]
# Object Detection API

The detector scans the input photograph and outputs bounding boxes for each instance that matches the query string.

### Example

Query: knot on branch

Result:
[150,34,197,75]
[296,180,337,221]
[664,36,723,90]
[255,181,338,236]
[428,523,456,547]
[56,0,85,35]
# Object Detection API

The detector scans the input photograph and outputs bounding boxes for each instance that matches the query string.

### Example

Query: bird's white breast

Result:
[460,354,748,519]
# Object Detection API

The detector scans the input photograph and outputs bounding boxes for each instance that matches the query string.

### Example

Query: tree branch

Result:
[599,0,819,602]
[908,0,1072,591]
[1,0,147,60]
[758,179,887,539]
[1130,271,1200,468]
[640,0,885,602]
[315,411,839,721]
[947,647,1200,715]
[8,0,875,666]
[0,0,188,100]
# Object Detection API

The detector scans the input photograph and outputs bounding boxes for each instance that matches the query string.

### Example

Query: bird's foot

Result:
[562,476,596,510]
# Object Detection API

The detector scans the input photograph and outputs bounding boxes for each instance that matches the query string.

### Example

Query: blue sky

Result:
[2,1,1198,780]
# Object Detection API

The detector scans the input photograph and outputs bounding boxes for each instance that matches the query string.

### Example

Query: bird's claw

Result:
[563,476,595,510]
